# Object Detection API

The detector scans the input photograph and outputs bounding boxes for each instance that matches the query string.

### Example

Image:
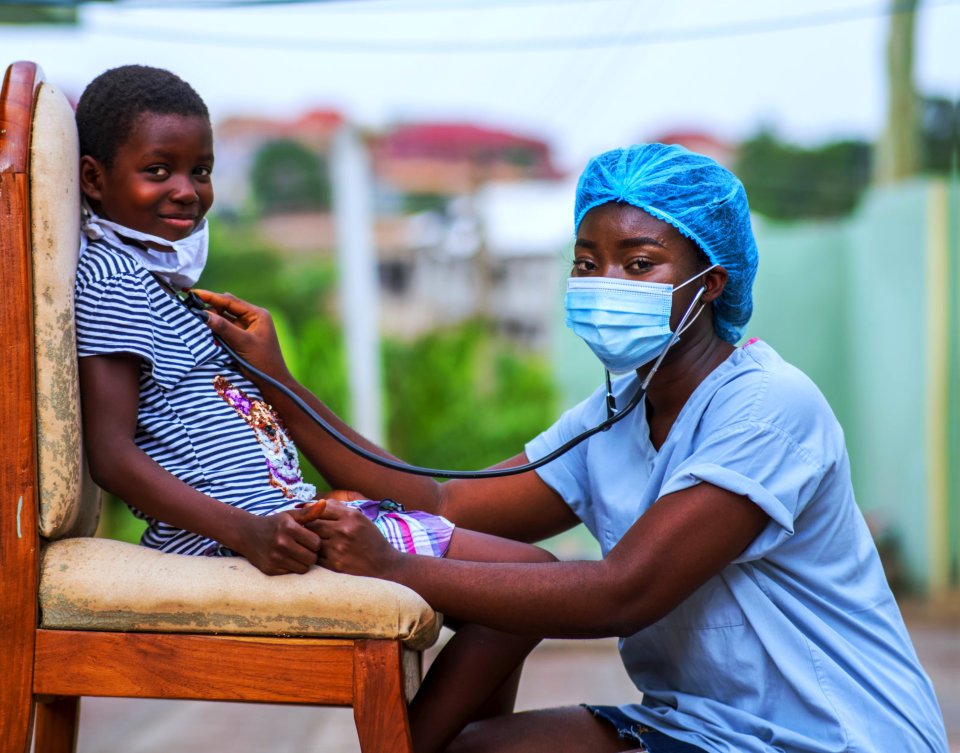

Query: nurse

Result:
[198,144,948,753]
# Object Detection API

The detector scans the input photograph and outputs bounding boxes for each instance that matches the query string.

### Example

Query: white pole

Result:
[331,124,384,444]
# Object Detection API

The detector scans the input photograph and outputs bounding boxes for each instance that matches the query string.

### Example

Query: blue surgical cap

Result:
[574,143,758,344]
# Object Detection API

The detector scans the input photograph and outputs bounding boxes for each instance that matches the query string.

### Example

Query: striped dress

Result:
[75,238,453,558]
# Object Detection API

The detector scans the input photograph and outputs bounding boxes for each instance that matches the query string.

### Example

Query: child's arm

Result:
[78,352,321,575]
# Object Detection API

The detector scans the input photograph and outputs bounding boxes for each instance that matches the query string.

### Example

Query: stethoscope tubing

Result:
[192,286,705,480]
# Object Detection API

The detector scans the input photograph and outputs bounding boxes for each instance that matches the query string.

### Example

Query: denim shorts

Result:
[584,705,708,753]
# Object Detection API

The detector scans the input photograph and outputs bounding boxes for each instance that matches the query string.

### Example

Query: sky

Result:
[2,0,958,171]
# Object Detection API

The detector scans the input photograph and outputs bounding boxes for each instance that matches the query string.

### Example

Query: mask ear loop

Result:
[675,301,706,338]
[669,262,716,341]
[605,280,709,420]
[640,284,707,390]
[673,263,718,293]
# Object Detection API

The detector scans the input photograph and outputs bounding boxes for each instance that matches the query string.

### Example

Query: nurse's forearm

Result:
[264,374,444,509]
[385,555,653,639]
[380,484,768,638]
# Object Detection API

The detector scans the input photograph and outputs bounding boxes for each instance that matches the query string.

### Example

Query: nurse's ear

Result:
[701,265,728,304]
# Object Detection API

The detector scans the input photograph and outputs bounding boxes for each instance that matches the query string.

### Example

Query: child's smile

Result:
[81,112,214,243]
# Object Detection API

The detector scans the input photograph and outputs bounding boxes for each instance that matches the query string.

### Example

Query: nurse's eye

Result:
[572,257,597,274]
[626,257,654,273]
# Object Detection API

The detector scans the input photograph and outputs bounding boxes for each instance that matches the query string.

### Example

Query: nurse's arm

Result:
[197,289,443,501]
[197,289,579,542]
[317,481,769,638]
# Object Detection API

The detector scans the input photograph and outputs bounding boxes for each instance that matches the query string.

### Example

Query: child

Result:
[74,65,553,753]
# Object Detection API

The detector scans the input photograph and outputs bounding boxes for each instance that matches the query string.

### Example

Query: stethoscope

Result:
[182,286,707,480]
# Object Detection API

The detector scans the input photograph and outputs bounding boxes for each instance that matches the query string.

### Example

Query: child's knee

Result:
[520,544,557,564]
[444,529,557,564]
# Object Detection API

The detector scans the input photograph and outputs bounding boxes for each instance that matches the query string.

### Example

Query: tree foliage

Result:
[383,320,557,473]
[735,130,873,221]
[250,138,331,215]
[737,93,957,222]
[920,95,959,174]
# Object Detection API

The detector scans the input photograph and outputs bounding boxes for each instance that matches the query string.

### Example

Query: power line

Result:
[117,0,598,9]
[118,0,377,8]
[80,0,958,54]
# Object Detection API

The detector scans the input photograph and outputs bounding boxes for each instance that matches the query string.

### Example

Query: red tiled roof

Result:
[217,109,344,140]
[379,122,549,157]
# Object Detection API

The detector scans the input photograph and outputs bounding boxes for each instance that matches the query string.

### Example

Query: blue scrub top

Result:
[526,340,947,753]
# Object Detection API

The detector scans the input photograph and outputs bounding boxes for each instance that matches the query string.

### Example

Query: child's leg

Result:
[408,529,555,753]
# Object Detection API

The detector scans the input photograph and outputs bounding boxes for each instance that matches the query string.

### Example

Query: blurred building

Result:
[213,113,569,347]
[374,122,563,195]
[214,109,343,219]
[648,129,737,168]
[378,179,574,348]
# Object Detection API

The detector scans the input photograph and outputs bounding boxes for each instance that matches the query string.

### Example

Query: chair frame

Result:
[0,60,419,753]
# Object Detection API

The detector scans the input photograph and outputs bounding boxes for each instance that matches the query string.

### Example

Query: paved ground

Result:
[65,609,959,752]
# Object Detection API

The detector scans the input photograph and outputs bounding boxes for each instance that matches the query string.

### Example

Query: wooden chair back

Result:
[0,60,435,753]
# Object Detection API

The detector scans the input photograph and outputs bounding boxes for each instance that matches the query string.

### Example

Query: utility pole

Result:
[331,124,384,444]
[875,0,920,183]
[471,157,494,323]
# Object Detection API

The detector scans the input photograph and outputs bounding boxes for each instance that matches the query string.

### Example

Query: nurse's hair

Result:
[76,64,209,167]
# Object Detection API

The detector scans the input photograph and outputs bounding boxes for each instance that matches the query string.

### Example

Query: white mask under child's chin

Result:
[81,204,209,290]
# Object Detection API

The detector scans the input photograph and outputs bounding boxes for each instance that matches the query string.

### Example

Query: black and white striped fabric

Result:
[75,238,317,556]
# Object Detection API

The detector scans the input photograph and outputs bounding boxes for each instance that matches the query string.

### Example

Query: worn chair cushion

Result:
[39,538,441,651]
[30,78,101,539]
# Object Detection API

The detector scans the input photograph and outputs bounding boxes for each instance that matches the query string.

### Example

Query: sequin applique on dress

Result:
[213,375,316,500]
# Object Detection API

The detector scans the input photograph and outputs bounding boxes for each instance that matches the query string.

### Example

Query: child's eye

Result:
[145,165,170,178]
[194,166,212,178]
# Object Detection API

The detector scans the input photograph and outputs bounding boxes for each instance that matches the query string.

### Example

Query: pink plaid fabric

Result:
[346,499,455,558]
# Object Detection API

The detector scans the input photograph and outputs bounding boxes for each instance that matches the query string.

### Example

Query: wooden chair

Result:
[0,60,439,753]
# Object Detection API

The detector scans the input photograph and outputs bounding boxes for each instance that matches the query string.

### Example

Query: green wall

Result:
[844,183,934,589]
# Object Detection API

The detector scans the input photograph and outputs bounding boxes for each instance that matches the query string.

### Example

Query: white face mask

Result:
[81,204,209,290]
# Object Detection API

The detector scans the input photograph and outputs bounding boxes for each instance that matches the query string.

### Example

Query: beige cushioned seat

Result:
[40,538,439,650]
[29,74,439,655]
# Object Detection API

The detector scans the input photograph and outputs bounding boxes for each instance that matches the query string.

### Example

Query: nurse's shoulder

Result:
[706,339,846,464]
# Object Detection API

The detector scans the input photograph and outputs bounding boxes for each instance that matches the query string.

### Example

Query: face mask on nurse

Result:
[564,264,717,375]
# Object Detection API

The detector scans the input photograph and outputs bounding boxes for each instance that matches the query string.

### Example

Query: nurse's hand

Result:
[192,289,292,384]
[310,501,402,579]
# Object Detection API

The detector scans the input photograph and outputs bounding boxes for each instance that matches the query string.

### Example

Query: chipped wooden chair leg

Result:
[33,696,79,753]
[353,640,415,753]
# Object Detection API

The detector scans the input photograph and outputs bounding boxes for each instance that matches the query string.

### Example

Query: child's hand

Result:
[236,509,321,576]
[309,502,401,579]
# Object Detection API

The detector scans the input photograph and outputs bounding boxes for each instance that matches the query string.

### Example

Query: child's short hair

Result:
[76,64,209,167]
